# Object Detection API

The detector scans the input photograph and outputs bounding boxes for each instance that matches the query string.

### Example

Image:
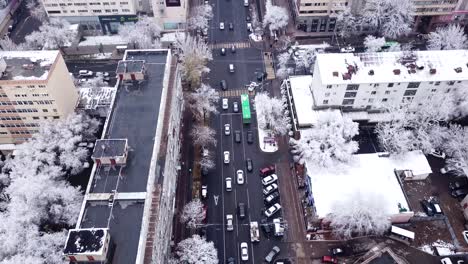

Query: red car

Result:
[260,165,275,177]
[322,255,337,263]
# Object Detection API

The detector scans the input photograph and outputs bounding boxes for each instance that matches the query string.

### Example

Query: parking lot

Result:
[65,59,119,87]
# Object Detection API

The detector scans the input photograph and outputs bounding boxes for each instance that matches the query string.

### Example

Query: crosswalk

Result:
[219,88,255,97]
[210,41,251,49]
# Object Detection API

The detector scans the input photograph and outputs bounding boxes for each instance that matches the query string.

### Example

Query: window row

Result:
[0,100,54,106]
[0,123,39,128]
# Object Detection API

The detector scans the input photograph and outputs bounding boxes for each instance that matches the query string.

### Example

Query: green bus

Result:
[241,94,251,124]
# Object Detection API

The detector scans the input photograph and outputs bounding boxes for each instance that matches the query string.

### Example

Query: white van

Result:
[226,177,232,191]
[229,64,235,73]
[244,0,248,6]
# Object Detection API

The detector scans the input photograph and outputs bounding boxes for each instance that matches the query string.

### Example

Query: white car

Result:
[220,22,225,30]
[224,124,231,135]
[240,242,249,261]
[233,102,239,112]
[224,151,230,164]
[225,177,232,191]
[237,170,244,184]
[247,22,252,32]
[226,214,234,231]
[430,149,446,159]
[222,98,228,110]
[264,203,281,218]
[263,183,278,195]
[201,185,207,198]
[262,174,278,186]
[340,46,355,53]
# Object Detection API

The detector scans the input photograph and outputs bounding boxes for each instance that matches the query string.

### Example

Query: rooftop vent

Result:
[332,71,339,77]
[368,70,374,75]
[430,68,437,75]
[455,67,462,73]
[408,69,416,74]
[393,69,401,75]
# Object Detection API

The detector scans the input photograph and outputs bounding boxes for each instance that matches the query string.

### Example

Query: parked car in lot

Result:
[264,203,281,217]
[226,214,234,231]
[222,98,228,110]
[264,191,280,204]
[450,180,468,191]
[224,151,230,164]
[260,165,275,177]
[221,48,226,55]
[235,130,241,143]
[260,218,272,235]
[240,242,248,261]
[229,22,234,30]
[246,158,253,172]
[451,188,468,199]
[430,149,446,159]
[263,183,278,195]
[322,255,338,263]
[247,130,253,144]
[340,46,355,53]
[420,200,435,216]
[224,124,231,135]
[264,246,280,263]
[237,170,244,184]
[233,101,238,112]
[262,174,278,186]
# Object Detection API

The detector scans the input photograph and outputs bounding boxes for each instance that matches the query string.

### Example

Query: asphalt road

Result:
[65,59,119,87]
[10,1,42,44]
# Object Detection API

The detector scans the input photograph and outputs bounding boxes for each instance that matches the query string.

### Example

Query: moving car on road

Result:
[264,246,280,263]
[219,22,225,30]
[229,22,234,30]
[238,203,246,219]
[246,158,253,172]
[262,174,278,186]
[233,102,239,112]
[240,242,249,261]
[237,170,244,184]
[264,203,281,218]
[235,130,241,143]
[225,177,232,191]
[221,48,226,56]
[250,221,260,242]
[451,188,468,199]
[224,124,231,135]
[224,151,230,164]
[220,79,227,90]
[201,185,207,199]
[260,218,272,235]
[247,130,253,144]
[226,214,234,231]
[229,64,235,72]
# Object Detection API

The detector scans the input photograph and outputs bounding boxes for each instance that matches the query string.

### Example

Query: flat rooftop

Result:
[0,50,59,81]
[288,75,317,127]
[316,50,468,85]
[79,50,169,264]
[306,151,431,218]
[64,228,108,255]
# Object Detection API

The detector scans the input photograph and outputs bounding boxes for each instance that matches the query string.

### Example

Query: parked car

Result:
[220,80,227,90]
[331,247,344,256]
[430,149,446,159]
[240,242,248,261]
[463,230,468,244]
[231,45,236,53]
[224,124,231,135]
[451,188,468,199]
[262,174,278,186]
[246,158,253,172]
[224,151,230,164]
[233,102,239,112]
[226,214,234,231]
[237,170,244,184]
[229,22,234,30]
[235,130,241,143]
[247,130,253,144]
[420,200,435,216]
[238,203,246,219]
[264,203,281,217]
[246,15,251,21]
[201,185,207,198]
[340,46,355,53]
[450,180,468,191]
[219,22,225,30]
[222,98,228,110]
[263,183,278,195]
[264,191,280,205]
[264,246,280,263]
[260,165,275,177]
[78,70,93,77]
[260,218,272,235]
[322,255,338,263]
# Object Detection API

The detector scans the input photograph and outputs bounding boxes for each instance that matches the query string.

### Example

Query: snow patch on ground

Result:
[78,35,127,46]
[257,126,278,153]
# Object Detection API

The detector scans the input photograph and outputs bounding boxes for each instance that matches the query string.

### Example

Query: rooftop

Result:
[0,50,59,81]
[92,139,127,158]
[306,151,431,218]
[316,50,468,85]
[77,86,116,110]
[287,75,317,127]
[116,60,145,74]
[63,228,108,255]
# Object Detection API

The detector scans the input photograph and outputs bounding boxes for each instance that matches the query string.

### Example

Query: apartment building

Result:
[295,0,349,34]
[413,0,459,31]
[0,50,78,145]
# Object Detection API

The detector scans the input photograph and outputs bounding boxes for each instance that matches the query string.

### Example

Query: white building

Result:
[309,50,468,116]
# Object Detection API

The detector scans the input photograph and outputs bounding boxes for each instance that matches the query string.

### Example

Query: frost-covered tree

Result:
[199,154,215,170]
[276,52,293,79]
[364,35,386,52]
[188,5,213,31]
[325,192,391,239]
[293,45,317,74]
[176,235,218,264]
[119,16,161,49]
[186,83,219,121]
[263,0,289,35]
[191,125,217,147]
[176,35,212,88]
[336,7,360,38]
[254,93,289,135]
[180,199,205,229]
[27,0,48,22]
[290,110,359,168]
[427,24,467,50]
[25,18,75,50]
[439,125,468,176]
[362,0,414,39]
[0,37,25,51]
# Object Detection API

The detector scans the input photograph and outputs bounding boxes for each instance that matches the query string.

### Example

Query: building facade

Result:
[295,0,349,34]
[0,50,78,144]
[151,0,187,30]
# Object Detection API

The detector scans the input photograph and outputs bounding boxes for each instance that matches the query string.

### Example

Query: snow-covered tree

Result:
[293,45,317,74]
[25,18,75,50]
[254,93,289,135]
[362,0,414,39]
[180,199,205,229]
[276,52,292,79]
[336,7,360,38]
[364,35,386,52]
[0,37,25,51]
[289,110,359,168]
[191,125,217,147]
[186,83,219,121]
[199,154,215,170]
[176,35,212,88]
[188,5,213,31]
[27,0,48,22]
[325,192,391,239]
[176,235,218,264]
[263,0,289,35]
[119,16,161,49]
[427,24,467,50]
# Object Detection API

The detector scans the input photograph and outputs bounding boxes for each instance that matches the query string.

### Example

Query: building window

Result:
[33,117,39,120]
[323,100,329,105]
[326,85,332,89]
[344,92,357,98]
[404,90,417,96]
[53,116,60,119]
[371,91,377,95]
[346,84,359,90]
[122,8,130,11]
[407,82,420,89]
[387,83,394,87]
[342,99,354,105]
[385,91,390,95]
[43,109,48,112]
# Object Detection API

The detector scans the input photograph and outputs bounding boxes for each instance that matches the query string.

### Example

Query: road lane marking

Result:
[219,114,226,261]
[214,195,219,205]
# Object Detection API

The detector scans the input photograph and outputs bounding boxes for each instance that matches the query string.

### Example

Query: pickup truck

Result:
[273,218,284,236]
[250,221,260,242]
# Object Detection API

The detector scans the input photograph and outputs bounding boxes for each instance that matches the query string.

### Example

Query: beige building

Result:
[152,0,187,30]
[0,50,78,144]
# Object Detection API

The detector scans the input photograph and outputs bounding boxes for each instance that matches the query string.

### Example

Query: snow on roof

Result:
[78,35,127,47]
[0,50,59,81]
[316,50,468,85]
[306,151,431,218]
[77,86,116,110]
[288,75,318,127]
[63,228,108,255]
[92,139,127,158]
[160,32,186,43]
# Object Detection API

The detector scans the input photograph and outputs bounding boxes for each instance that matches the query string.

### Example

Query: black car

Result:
[450,180,468,191]
[247,130,253,144]
[260,219,271,235]
[227,257,235,264]
[229,23,234,30]
[235,130,241,143]
[420,200,435,216]
[220,80,227,90]
[264,191,280,205]
[238,203,246,219]
[451,188,468,199]
[246,158,253,172]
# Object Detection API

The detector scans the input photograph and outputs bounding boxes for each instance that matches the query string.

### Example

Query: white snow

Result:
[12,71,49,80]
[316,50,468,85]
[0,50,58,66]
[78,35,127,47]
[306,151,429,218]
[257,126,278,153]
[288,75,318,127]
[249,33,263,42]
[433,239,455,256]
[161,32,186,43]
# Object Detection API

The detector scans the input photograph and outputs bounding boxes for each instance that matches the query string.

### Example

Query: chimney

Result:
[342,73,352,80]
[332,71,339,77]
[455,67,462,73]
